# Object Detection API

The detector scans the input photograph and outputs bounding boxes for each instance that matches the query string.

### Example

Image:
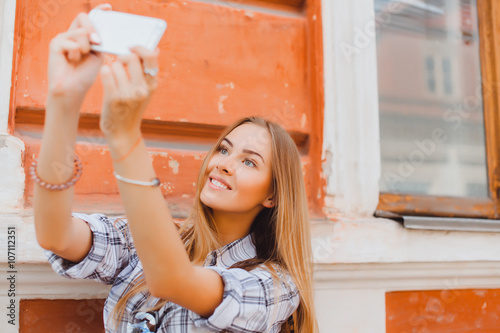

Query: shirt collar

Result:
[203,233,257,268]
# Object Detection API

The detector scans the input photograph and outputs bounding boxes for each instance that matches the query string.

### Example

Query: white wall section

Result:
[321,0,381,217]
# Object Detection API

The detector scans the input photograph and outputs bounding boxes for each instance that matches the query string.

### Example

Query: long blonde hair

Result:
[109,116,318,332]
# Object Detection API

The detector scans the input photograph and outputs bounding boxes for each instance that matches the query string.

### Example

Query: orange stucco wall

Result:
[10,0,324,215]
[386,289,500,332]
[13,1,309,129]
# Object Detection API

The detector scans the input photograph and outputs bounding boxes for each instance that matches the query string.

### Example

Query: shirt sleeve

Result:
[189,265,300,333]
[44,212,134,285]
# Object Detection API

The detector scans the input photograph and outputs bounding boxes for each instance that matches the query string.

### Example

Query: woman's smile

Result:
[208,177,232,190]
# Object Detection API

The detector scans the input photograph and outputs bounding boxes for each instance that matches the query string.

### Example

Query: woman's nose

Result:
[216,157,236,174]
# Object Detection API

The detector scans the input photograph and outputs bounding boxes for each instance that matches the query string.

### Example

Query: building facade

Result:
[1,0,500,332]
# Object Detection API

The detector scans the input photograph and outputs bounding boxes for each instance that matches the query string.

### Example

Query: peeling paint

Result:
[244,11,254,18]
[168,157,179,174]
[387,289,500,331]
[161,181,175,194]
[474,290,487,297]
[322,148,334,179]
[0,135,26,210]
[216,82,235,89]
[218,95,228,114]
[155,116,161,120]
[301,113,307,128]
[179,119,188,122]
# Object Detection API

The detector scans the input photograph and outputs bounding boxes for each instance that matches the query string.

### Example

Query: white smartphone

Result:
[88,9,167,55]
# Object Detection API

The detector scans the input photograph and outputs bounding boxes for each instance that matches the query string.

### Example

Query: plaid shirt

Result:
[44,213,300,332]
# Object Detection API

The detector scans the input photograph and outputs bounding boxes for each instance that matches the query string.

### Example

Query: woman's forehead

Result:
[225,124,272,149]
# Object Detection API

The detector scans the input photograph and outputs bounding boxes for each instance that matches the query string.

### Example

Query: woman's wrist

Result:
[106,131,143,161]
[45,93,85,127]
[46,89,86,108]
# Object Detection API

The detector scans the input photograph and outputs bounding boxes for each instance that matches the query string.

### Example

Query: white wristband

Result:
[113,172,161,187]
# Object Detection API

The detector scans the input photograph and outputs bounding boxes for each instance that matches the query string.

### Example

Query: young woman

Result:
[33,4,318,333]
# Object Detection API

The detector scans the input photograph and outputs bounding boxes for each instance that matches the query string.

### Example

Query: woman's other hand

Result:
[99,46,159,141]
[47,3,112,103]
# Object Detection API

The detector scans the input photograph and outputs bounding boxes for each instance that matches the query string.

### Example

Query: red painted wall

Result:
[20,299,105,333]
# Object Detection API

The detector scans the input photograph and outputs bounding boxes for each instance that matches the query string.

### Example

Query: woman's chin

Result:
[200,194,225,212]
[200,189,215,208]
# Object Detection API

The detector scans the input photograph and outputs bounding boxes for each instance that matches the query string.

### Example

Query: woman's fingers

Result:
[111,61,131,94]
[118,53,144,86]
[100,46,161,122]
[130,46,159,72]
[130,46,160,89]
[99,46,160,138]
[131,46,159,68]
[68,12,95,34]
[50,37,81,60]
[100,65,118,96]
[61,5,112,56]
[69,3,112,32]
[95,3,112,11]
[63,28,92,54]
[67,4,111,45]
[51,26,95,64]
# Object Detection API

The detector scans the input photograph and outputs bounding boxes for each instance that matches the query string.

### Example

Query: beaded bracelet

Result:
[30,155,83,191]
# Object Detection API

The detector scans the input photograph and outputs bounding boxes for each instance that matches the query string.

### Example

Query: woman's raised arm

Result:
[34,5,110,262]
[100,47,225,318]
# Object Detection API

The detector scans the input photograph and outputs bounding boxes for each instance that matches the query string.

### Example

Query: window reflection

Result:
[375,0,488,198]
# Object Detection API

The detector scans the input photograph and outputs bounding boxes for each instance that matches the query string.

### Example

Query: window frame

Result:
[225,0,305,9]
[377,0,500,219]
[261,0,304,7]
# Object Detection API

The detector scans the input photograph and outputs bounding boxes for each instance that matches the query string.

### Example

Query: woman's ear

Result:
[262,196,275,208]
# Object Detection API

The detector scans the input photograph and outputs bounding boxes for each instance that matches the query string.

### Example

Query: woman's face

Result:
[200,123,275,214]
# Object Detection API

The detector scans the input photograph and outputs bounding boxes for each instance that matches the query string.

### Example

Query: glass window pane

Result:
[375,0,488,198]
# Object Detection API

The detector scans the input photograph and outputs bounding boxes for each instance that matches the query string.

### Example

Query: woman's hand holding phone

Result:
[45,3,162,159]
[47,3,112,108]
[99,47,160,157]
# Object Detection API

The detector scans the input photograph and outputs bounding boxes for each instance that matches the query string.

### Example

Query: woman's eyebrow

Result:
[222,138,265,164]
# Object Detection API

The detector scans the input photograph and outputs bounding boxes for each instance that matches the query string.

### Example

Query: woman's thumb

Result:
[100,65,116,93]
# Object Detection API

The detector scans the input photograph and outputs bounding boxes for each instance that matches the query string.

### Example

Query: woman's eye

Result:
[244,159,256,167]
[219,147,228,155]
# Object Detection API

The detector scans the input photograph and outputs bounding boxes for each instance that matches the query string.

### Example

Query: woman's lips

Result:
[208,177,231,190]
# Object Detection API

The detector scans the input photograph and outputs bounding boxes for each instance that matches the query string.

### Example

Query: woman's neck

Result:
[213,209,259,246]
